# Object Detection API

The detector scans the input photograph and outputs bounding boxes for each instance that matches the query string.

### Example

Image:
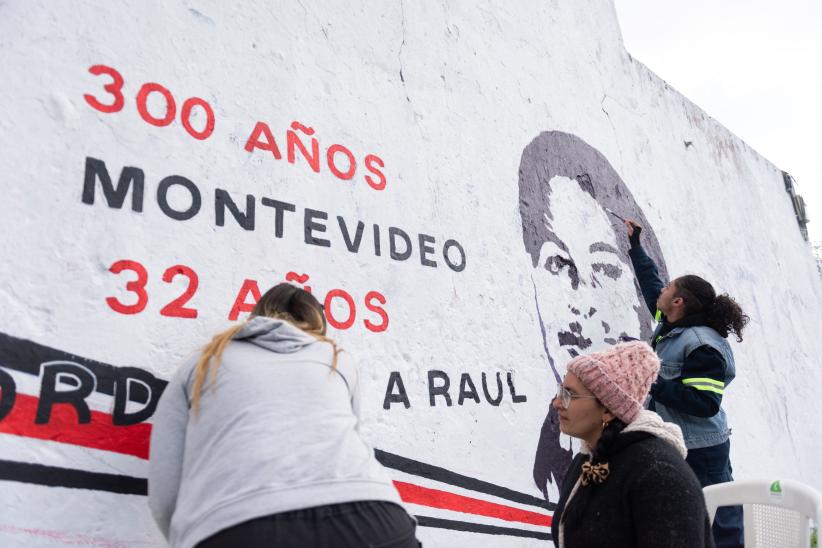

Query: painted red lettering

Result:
[84,65,125,114]
[364,291,389,333]
[229,279,262,320]
[159,265,199,318]
[287,121,320,173]
[324,289,356,330]
[285,272,312,293]
[327,144,357,180]
[180,97,215,140]
[106,260,149,315]
[136,82,176,127]
[364,154,386,191]
[244,121,282,159]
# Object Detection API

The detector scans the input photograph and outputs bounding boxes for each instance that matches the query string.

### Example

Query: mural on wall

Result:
[0,331,554,542]
[4,3,821,547]
[0,59,554,546]
[0,62,672,548]
[518,131,669,502]
[0,333,164,494]
[0,129,667,545]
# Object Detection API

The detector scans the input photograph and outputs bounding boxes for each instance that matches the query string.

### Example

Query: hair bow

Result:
[580,461,610,486]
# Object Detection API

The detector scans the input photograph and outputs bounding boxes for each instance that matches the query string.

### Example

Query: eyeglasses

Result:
[554,385,598,409]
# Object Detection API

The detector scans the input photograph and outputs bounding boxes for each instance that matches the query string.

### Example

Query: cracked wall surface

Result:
[1,1,821,546]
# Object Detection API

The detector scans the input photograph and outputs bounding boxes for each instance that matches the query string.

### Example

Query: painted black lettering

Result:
[373,224,382,256]
[157,175,201,221]
[36,362,96,424]
[443,239,467,272]
[383,371,411,410]
[389,227,412,261]
[112,367,164,425]
[214,189,255,230]
[0,368,16,421]
[338,217,365,253]
[428,370,452,407]
[419,234,437,267]
[304,208,331,247]
[507,372,527,403]
[458,373,480,405]
[260,198,296,238]
[481,372,503,406]
[82,157,144,212]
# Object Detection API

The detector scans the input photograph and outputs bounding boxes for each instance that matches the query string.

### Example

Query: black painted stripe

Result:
[0,332,167,403]
[0,459,147,495]
[375,449,555,511]
[416,516,551,540]
[0,460,553,540]
[0,331,554,517]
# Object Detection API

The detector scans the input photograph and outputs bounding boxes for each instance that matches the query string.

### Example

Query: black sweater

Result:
[551,432,714,548]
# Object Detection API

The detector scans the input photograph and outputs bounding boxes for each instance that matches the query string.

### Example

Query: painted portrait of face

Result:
[518,131,668,502]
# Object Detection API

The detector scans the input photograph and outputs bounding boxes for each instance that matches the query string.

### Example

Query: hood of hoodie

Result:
[622,409,688,458]
[233,316,318,354]
[580,410,688,459]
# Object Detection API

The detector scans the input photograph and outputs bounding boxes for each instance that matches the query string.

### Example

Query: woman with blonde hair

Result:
[148,283,418,548]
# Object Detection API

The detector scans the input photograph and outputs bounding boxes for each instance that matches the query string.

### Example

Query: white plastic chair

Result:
[703,479,822,548]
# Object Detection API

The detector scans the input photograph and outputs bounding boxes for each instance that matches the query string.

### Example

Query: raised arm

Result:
[625,220,666,316]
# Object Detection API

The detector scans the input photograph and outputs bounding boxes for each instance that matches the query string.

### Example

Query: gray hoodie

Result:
[148,317,403,548]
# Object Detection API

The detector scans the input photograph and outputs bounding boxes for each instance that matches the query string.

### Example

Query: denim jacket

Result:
[653,323,735,449]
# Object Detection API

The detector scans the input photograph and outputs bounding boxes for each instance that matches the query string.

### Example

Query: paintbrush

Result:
[605,207,627,222]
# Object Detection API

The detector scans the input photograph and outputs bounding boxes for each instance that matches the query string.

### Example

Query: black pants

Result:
[687,440,744,548]
[196,501,420,548]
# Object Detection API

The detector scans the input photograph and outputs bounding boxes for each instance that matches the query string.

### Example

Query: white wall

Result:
[1,1,820,546]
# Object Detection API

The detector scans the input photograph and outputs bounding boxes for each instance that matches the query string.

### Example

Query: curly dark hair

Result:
[674,275,750,342]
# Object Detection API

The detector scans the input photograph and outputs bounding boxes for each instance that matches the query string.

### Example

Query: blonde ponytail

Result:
[189,283,340,415]
[190,323,246,414]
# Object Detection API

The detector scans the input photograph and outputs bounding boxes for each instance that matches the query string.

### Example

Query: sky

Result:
[615,0,822,243]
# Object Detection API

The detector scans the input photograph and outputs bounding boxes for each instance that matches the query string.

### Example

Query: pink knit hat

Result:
[566,341,660,424]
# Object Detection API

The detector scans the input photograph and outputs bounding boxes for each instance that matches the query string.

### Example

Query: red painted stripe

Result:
[394,481,552,527]
[1,394,551,529]
[0,393,151,459]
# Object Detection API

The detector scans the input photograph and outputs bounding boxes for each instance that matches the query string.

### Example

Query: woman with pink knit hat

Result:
[550,340,714,548]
